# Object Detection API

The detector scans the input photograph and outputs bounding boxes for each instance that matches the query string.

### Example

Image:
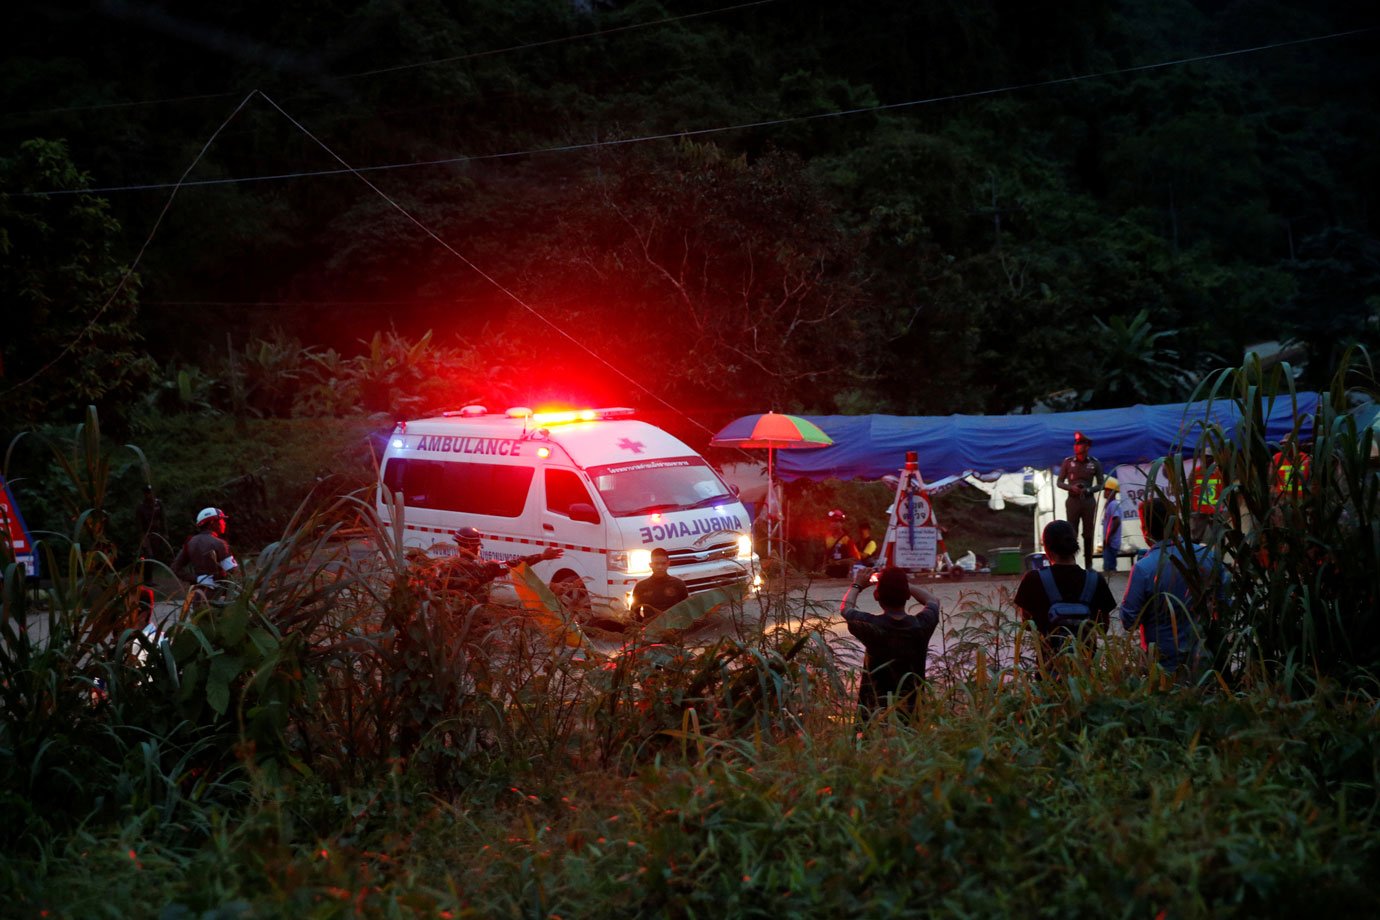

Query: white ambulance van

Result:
[376,406,760,619]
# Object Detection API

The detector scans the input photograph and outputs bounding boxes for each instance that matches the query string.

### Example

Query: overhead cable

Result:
[0,93,259,399]
[253,91,722,438]
[16,26,1370,198]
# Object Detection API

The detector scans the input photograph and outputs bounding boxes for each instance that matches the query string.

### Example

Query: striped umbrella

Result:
[711,413,834,564]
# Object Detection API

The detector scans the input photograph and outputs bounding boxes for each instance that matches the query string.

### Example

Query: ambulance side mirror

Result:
[730,484,741,496]
[568,503,600,525]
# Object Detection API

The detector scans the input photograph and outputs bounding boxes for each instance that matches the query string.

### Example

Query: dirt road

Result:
[683,570,1134,672]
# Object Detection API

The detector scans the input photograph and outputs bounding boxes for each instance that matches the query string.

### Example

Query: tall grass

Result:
[5,389,1380,915]
[1153,351,1380,691]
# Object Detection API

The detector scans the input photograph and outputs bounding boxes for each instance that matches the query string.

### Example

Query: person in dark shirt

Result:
[1014,520,1117,670]
[840,566,941,717]
[631,546,689,621]
[171,507,239,597]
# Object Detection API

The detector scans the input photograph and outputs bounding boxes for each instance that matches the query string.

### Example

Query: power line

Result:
[0,93,259,400]
[253,90,722,439]
[17,26,1370,198]
[0,0,776,120]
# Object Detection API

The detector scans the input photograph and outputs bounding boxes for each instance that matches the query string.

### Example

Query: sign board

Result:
[0,475,38,578]
[892,524,938,570]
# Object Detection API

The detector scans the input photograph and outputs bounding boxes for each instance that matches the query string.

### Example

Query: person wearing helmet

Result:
[1057,432,1105,570]
[171,507,238,596]
[823,509,859,578]
[1100,476,1123,572]
[440,526,564,599]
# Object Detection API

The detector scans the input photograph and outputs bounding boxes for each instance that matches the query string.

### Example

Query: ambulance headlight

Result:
[737,535,753,560]
[611,549,652,575]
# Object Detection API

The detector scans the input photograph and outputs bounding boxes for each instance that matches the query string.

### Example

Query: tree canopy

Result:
[1,0,1375,435]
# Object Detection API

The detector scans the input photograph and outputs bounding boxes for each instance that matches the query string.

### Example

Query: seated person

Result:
[824,509,860,577]
[856,522,879,565]
[631,547,689,621]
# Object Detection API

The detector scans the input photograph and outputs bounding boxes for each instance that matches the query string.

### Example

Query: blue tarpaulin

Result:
[774,395,1321,482]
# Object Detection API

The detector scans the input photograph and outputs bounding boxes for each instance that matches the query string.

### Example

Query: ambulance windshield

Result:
[586,456,736,517]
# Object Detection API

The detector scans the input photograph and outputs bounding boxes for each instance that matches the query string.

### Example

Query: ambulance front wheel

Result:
[551,571,592,618]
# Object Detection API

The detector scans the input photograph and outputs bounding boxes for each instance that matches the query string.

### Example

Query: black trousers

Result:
[1065,494,1097,569]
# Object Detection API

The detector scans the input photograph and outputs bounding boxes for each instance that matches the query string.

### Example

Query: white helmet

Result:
[196,507,226,527]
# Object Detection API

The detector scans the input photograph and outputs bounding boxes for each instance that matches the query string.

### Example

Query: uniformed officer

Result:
[1056,432,1105,570]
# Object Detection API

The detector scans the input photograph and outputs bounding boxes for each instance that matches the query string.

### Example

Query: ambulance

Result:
[376,406,760,618]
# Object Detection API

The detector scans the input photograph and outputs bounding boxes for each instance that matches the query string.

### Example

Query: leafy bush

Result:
[1159,351,1380,689]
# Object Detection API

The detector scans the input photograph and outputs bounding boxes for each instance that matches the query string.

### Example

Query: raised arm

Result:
[840,567,873,614]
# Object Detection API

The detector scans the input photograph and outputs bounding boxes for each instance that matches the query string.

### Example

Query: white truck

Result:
[376,406,760,619]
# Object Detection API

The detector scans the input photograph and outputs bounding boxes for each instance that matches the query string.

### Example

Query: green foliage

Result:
[521,143,872,413]
[1161,351,1380,688]
[2,3,1376,417]
[5,395,1380,912]
[1089,308,1191,407]
[0,140,154,435]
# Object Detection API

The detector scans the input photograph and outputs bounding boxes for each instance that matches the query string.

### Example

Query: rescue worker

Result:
[824,509,859,577]
[631,546,689,622]
[171,507,239,600]
[1100,476,1122,572]
[1188,448,1222,541]
[1270,432,1312,499]
[441,526,563,600]
[1056,432,1104,570]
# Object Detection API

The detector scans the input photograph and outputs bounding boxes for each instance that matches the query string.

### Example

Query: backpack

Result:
[1038,567,1099,630]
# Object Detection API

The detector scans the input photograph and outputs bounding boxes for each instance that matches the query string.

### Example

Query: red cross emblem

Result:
[617,437,645,454]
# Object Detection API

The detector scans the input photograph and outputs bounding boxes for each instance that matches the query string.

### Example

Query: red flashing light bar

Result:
[528,407,635,425]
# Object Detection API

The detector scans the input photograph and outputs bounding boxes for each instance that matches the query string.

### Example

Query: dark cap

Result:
[1074,431,1092,445]
[453,527,483,545]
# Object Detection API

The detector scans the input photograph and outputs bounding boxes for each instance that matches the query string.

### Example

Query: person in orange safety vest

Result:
[1188,450,1222,541]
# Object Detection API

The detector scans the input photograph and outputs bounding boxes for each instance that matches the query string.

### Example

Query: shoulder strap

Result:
[1037,566,1062,604]
[1078,569,1099,605]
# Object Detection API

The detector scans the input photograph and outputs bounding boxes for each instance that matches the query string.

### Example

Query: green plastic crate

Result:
[989,546,1024,575]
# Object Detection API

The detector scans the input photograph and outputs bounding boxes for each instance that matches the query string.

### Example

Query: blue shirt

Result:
[1102,502,1122,552]
[1119,540,1226,673]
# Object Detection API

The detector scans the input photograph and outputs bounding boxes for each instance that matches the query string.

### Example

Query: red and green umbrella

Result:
[710,412,833,450]
[711,413,834,564]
